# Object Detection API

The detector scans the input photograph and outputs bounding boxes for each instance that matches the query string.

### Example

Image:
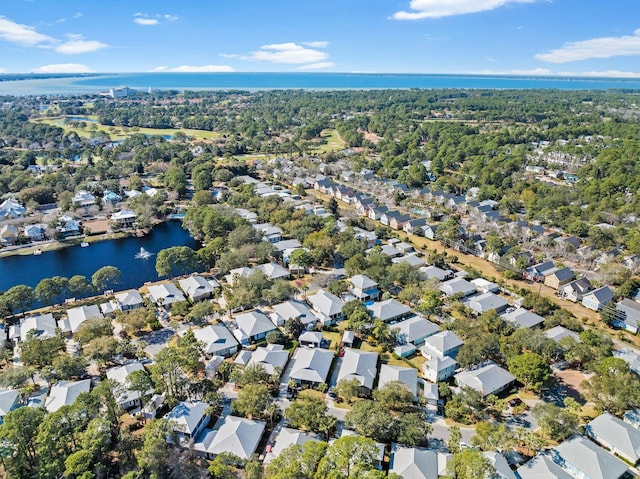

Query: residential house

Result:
[483,452,517,479]
[10,313,57,343]
[392,253,425,267]
[340,429,385,470]
[422,356,458,383]
[288,347,334,386]
[178,275,217,302]
[454,362,515,397]
[147,283,187,306]
[24,223,47,241]
[166,401,210,442]
[470,278,500,294]
[102,190,122,206]
[420,265,454,282]
[611,298,640,334]
[376,244,401,258]
[246,344,289,375]
[395,316,440,346]
[235,208,258,223]
[0,389,19,422]
[341,330,355,348]
[389,213,412,230]
[439,278,477,297]
[225,267,254,285]
[0,198,26,218]
[114,289,145,311]
[595,248,623,266]
[273,239,303,256]
[307,289,344,325]
[420,331,464,360]
[378,364,418,396]
[524,261,556,282]
[0,224,18,245]
[613,349,640,376]
[553,435,629,479]
[111,210,137,228]
[336,348,378,394]
[252,223,282,243]
[106,362,147,410]
[72,190,96,208]
[367,299,412,323]
[582,286,614,311]
[271,300,318,328]
[545,326,581,343]
[500,308,545,329]
[193,325,239,357]
[403,218,428,235]
[264,427,321,464]
[420,224,438,240]
[516,453,573,479]
[56,215,80,238]
[559,278,593,302]
[464,292,509,315]
[380,211,403,227]
[544,267,575,290]
[45,379,91,412]
[255,262,290,281]
[233,310,276,344]
[586,412,640,465]
[298,331,323,348]
[348,275,380,301]
[368,205,388,221]
[389,446,450,479]
[62,304,103,334]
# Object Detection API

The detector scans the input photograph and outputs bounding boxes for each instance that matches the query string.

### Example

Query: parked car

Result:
[508,397,523,407]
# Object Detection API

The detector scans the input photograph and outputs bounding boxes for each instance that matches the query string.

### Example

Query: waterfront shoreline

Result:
[0,231,135,258]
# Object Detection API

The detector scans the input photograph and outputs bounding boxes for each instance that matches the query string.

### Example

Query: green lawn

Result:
[309,128,346,154]
[32,117,226,140]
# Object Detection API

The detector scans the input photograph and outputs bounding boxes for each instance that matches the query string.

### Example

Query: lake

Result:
[0,221,201,293]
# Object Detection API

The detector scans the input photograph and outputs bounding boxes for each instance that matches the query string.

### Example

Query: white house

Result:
[307,290,344,325]
[553,435,629,479]
[439,278,477,297]
[395,316,440,346]
[271,300,318,328]
[10,313,57,343]
[582,286,615,311]
[586,412,640,465]
[289,347,334,386]
[193,325,239,357]
[72,190,96,208]
[367,299,412,323]
[422,356,458,383]
[194,416,265,460]
[233,310,277,344]
[264,427,321,464]
[111,210,137,228]
[63,305,103,334]
[106,361,147,410]
[45,379,91,412]
[378,364,418,396]
[420,331,464,359]
[246,344,289,376]
[337,348,378,394]
[147,283,187,306]
[501,308,545,329]
[454,362,515,397]
[178,275,217,302]
[0,198,26,218]
[348,275,380,301]
[166,401,211,442]
[114,290,145,311]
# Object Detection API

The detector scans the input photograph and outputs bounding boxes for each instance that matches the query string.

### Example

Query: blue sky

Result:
[1,0,639,76]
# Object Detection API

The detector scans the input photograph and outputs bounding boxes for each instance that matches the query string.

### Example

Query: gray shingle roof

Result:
[289,347,334,384]
[554,435,629,479]
[516,453,574,479]
[587,412,640,464]
[337,348,378,390]
[454,362,515,397]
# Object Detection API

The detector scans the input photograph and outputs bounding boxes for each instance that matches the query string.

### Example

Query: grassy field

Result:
[309,129,346,154]
[32,117,225,140]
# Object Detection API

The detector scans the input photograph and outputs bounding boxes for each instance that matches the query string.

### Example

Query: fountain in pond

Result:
[135,247,154,259]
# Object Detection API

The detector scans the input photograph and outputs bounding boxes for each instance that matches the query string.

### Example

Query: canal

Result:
[0,221,201,293]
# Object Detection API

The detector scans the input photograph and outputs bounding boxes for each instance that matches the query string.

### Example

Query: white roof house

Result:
[298,331,323,348]
[586,412,640,465]
[470,278,500,294]
[392,254,425,267]
[114,289,145,311]
[454,362,515,397]
[233,310,276,343]
[111,210,137,225]
[439,278,477,297]
[545,325,581,343]
[419,265,453,282]
[0,198,26,218]
[395,316,440,345]
[348,274,380,301]
[389,446,450,479]
[193,325,239,357]
[106,361,146,408]
[64,305,103,334]
[72,190,95,207]
[166,401,211,440]
[45,379,91,412]
[11,313,57,342]
[420,331,464,359]
[225,266,254,286]
[255,262,290,281]
[0,389,20,418]
[246,344,289,375]
[554,435,629,479]
[422,356,458,383]
[378,364,418,396]
[271,300,318,327]
[483,451,517,479]
[147,283,187,306]
[464,292,509,315]
[194,416,265,460]
[367,299,412,323]
[307,289,343,324]
[501,308,545,329]
[337,348,378,392]
[289,347,334,384]
[264,427,321,463]
[516,453,574,479]
[178,275,216,301]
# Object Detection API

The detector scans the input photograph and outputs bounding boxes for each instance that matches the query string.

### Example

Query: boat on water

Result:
[81,242,89,247]
[135,247,153,259]
[33,249,42,255]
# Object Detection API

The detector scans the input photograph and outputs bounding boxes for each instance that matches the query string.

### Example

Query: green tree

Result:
[284,396,336,437]
[373,381,415,411]
[0,285,35,315]
[447,449,496,479]
[68,275,92,298]
[583,357,640,415]
[507,352,550,393]
[314,435,380,479]
[0,406,46,479]
[334,378,361,404]
[232,383,273,420]
[155,246,201,278]
[91,266,121,292]
[264,440,328,479]
[137,419,172,479]
[448,425,462,454]
[532,402,578,441]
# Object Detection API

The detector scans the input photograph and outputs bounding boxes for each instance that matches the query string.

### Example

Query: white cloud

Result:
[473,68,552,75]
[33,63,94,73]
[73,12,83,19]
[297,62,335,70]
[151,65,235,72]
[535,29,640,63]
[558,70,640,78]
[0,16,54,46]
[55,36,108,54]
[393,0,537,20]
[302,41,329,48]
[245,42,329,64]
[134,18,159,26]
[134,13,178,26]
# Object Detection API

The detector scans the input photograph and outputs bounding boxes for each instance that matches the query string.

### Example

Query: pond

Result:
[0,221,201,293]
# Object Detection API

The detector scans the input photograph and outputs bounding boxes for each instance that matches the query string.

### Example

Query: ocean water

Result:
[1,72,640,96]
